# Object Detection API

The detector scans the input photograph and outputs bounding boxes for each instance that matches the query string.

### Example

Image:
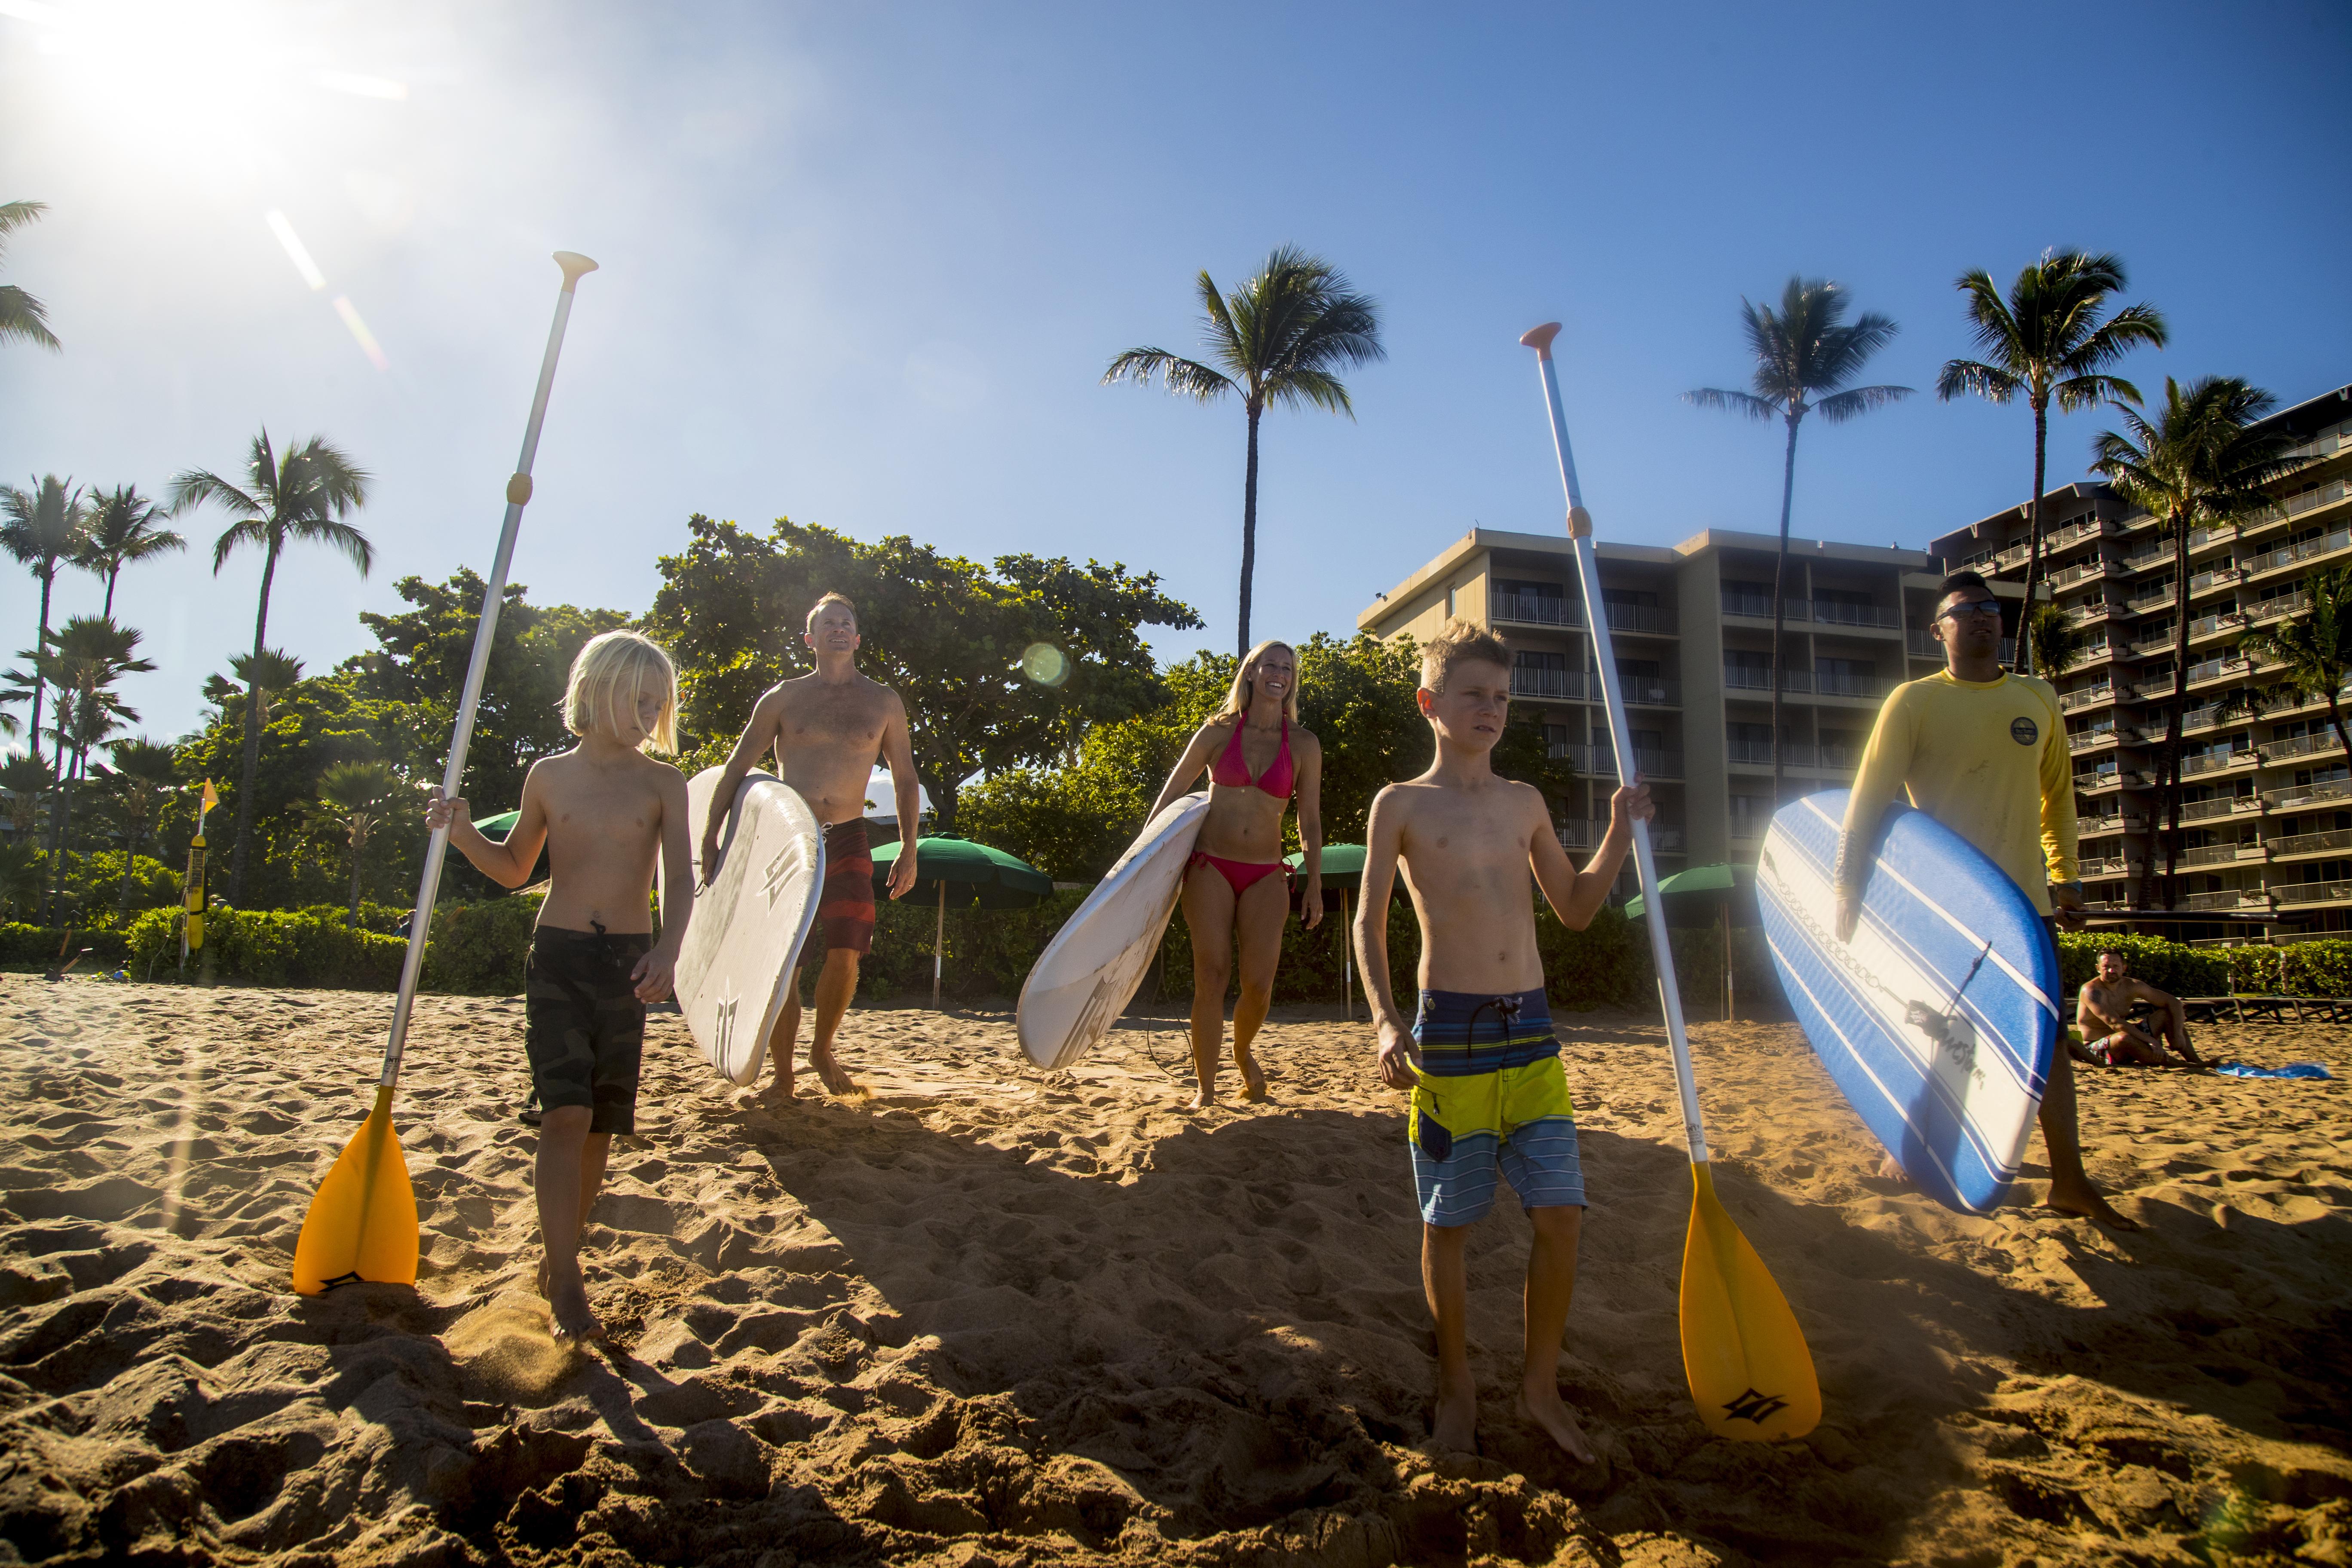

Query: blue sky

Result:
[3,0,2348,746]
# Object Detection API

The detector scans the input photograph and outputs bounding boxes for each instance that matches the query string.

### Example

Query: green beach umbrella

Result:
[1623,862,1755,1023]
[473,808,520,837]
[1284,843,1368,1019]
[870,837,1053,1008]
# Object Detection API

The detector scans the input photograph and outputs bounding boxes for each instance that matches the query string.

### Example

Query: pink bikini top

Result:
[1212,713,1295,798]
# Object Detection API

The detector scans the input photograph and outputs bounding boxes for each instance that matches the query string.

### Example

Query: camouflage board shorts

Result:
[525,923,651,1134]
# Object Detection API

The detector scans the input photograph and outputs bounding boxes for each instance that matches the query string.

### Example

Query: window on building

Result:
[1603,586,1659,608]
[1497,578,1563,602]
[1515,649,1565,673]
[1815,588,1873,608]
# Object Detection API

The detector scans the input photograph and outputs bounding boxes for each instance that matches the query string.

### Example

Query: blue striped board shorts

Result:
[1409,986,1586,1226]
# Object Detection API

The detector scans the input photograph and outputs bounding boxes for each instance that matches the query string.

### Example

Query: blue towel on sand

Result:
[2212,1060,2333,1080]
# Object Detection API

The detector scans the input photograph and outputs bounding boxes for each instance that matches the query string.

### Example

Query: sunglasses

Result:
[1937,600,2004,622]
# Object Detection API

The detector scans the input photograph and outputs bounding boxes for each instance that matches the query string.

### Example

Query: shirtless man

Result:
[1357,619,1651,1461]
[703,593,920,1097]
[2076,949,2203,1066]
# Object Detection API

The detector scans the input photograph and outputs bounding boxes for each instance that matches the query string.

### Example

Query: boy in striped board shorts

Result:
[1356,619,1651,1462]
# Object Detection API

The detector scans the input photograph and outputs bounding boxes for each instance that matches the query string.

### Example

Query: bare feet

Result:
[811,1049,862,1097]
[1431,1369,1477,1453]
[2046,1176,2140,1231]
[1188,1081,1214,1111]
[1876,1153,1908,1183]
[538,1257,604,1342]
[1237,1054,1268,1102]
[1518,1381,1597,1464]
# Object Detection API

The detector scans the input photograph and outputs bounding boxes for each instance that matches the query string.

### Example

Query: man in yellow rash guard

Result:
[1833,571,2135,1231]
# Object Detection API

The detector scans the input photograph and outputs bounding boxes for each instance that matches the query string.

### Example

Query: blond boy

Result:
[428,630,694,1341]
[1357,620,1651,1459]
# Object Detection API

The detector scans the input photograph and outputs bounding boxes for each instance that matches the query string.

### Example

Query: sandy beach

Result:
[0,973,2345,1567]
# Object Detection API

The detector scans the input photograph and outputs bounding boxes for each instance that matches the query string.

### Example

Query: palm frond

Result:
[1814,383,1914,424]
[1101,347,1237,403]
[209,517,272,574]
[1938,358,2021,404]
[286,515,374,577]
[1683,387,1778,421]
[1262,368,1354,417]
[169,467,260,524]
[2051,373,2141,415]
[0,285,58,352]
[0,200,46,253]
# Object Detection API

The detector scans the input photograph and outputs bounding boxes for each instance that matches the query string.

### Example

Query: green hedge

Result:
[0,924,133,968]
[119,896,548,993]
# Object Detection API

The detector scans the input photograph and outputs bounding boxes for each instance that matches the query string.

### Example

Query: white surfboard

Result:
[1017,793,1211,1070]
[663,767,825,1086]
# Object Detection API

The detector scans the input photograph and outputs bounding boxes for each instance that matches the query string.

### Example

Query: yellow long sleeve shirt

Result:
[1834,669,2079,914]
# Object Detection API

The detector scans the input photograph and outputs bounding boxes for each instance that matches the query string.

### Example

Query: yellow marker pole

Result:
[292,251,598,1295]
[1522,321,1820,1442]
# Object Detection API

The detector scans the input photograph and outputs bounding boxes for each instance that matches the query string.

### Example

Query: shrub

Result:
[420,895,544,995]
[2054,932,2228,998]
[120,895,545,993]
[0,924,133,968]
[2221,938,2352,998]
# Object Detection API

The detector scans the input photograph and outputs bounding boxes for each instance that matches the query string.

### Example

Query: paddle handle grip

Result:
[380,256,595,1087]
[1525,330,1709,1164]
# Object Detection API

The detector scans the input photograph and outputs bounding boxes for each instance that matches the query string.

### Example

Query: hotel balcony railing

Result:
[2189,566,2242,595]
[2187,524,2237,552]
[1560,819,1682,851]
[2179,795,2259,823]
[2245,524,2352,579]
[1724,665,1804,693]
[2126,585,2176,610]
[2183,888,2273,911]
[2278,478,2350,520]
[2180,749,2254,778]
[1813,671,1885,699]
[1604,603,1677,635]
[2262,777,2352,810]
[2045,517,2107,550]
[2082,810,2150,833]
[1493,593,1580,627]
[1622,677,1681,706]
[1720,594,1805,622]
[2272,827,2352,859]
[2180,840,2265,867]
[1729,741,1860,771]
[2188,612,2247,641]
[2126,631,2177,657]
[2130,676,2179,699]
[2068,727,2119,752]
[1807,600,1902,629]
[2186,655,2251,687]
[2276,429,2348,465]
[1552,743,1684,779]
[2180,704,2231,733]
[2081,856,2144,879]
[2123,544,2177,571]
[2050,557,2112,588]
[2058,683,2114,711]
[2262,731,2346,763]
[2061,601,2116,625]
[1511,668,1590,701]
[2248,593,2311,625]
[2272,879,2352,908]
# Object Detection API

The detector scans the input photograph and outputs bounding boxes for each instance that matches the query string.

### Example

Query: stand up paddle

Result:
[292,251,599,1295]
[1519,322,1819,1441]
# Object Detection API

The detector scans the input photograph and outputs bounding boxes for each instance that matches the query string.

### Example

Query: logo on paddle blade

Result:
[1722,1387,1789,1424]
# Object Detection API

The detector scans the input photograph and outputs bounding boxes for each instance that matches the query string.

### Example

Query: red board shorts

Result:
[818,818,876,956]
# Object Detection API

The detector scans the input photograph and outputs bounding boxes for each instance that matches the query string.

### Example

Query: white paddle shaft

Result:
[1524,328,1709,1165]
[378,252,599,1089]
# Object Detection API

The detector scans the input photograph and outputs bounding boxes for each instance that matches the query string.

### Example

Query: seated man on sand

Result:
[2075,949,2203,1067]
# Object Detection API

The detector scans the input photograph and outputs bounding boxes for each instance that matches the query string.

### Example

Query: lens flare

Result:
[332,295,388,371]
[265,209,327,291]
[1021,643,1071,688]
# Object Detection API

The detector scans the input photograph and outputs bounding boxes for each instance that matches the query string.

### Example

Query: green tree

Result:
[170,430,372,902]
[92,736,180,925]
[646,515,1198,830]
[1103,245,1384,654]
[345,569,628,815]
[2024,601,2096,682]
[0,475,90,748]
[0,200,58,352]
[310,760,404,925]
[1686,277,1911,804]
[2093,377,2302,906]
[1937,251,2167,669]
[76,484,185,616]
[1,751,51,847]
[34,616,153,922]
[2238,564,2352,786]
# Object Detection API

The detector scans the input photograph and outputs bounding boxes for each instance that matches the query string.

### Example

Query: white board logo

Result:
[762,845,794,906]
[713,992,740,1060]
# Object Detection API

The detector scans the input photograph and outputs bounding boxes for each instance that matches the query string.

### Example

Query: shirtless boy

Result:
[703,592,920,1097]
[427,631,693,1341]
[2076,949,2202,1066]
[1357,620,1652,1460]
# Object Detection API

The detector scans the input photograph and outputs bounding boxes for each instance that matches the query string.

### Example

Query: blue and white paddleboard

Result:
[1755,789,2058,1215]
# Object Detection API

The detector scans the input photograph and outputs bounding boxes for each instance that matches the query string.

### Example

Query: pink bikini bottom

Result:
[1189,851,1288,898]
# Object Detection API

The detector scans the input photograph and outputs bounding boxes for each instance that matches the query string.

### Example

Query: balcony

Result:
[2074,767,2139,794]
[2245,524,2352,579]
[2131,675,2180,700]
[2058,683,2114,712]
[2276,428,2348,465]
[2189,566,2242,596]
[2044,517,2107,551]
[2272,827,2352,861]
[2061,600,2117,625]
[2262,731,2346,764]
[2179,795,2260,823]
[2123,543,2177,571]
[1813,671,1885,700]
[1555,742,1684,780]
[2068,726,2120,753]
[1807,600,1901,630]
[2263,777,2352,810]
[2278,478,2350,520]
[2186,523,2236,554]
[1511,668,1591,701]
[2081,855,2143,879]
[2183,888,2273,912]
[2186,656,2251,689]
[1493,592,1581,628]
[1721,593,1805,623]
[2248,593,2311,625]
[2188,612,2247,643]
[1605,602,1678,636]
[2126,585,2176,612]
[2180,840,2266,867]
[2180,749,2256,778]
[2082,809,2150,834]
[2126,629,2177,657]
[2272,878,2352,909]
[2050,557,2112,589]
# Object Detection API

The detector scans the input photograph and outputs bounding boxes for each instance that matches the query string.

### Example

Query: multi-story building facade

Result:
[1932,381,2352,938]
[1356,527,2024,887]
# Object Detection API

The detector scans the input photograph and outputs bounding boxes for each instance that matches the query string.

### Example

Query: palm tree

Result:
[34,616,153,922]
[2024,601,2096,680]
[311,760,403,925]
[1104,246,1384,654]
[2093,377,2303,907]
[92,736,179,925]
[0,201,58,352]
[1686,277,1911,802]
[0,475,91,749]
[77,486,185,616]
[171,431,371,900]
[209,649,307,730]
[0,751,52,842]
[1937,252,2168,670]
[2237,563,2352,784]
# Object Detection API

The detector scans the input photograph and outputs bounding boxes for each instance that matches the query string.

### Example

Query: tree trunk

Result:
[46,773,74,928]
[114,812,142,928]
[2154,508,2193,910]
[2018,398,2050,674]
[27,568,51,753]
[228,539,280,904]
[102,569,117,620]
[1768,412,1802,805]
[1237,400,1262,658]
[346,827,365,927]
[2325,688,2352,770]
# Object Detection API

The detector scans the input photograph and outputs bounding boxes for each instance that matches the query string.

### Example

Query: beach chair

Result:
[2180,996,2237,1024]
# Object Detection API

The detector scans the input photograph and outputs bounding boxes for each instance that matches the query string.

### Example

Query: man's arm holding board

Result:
[879,689,920,899]
[701,688,784,876]
[1834,687,1918,943]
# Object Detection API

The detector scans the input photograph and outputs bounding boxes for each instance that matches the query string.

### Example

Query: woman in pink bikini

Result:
[1146,640,1324,1107]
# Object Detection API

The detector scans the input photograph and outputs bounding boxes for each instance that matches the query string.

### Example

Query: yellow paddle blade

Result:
[291,1084,420,1295]
[1679,1163,1820,1441]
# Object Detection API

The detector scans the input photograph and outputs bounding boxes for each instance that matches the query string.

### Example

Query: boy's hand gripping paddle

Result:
[292,251,599,1295]
[1519,322,1820,1441]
